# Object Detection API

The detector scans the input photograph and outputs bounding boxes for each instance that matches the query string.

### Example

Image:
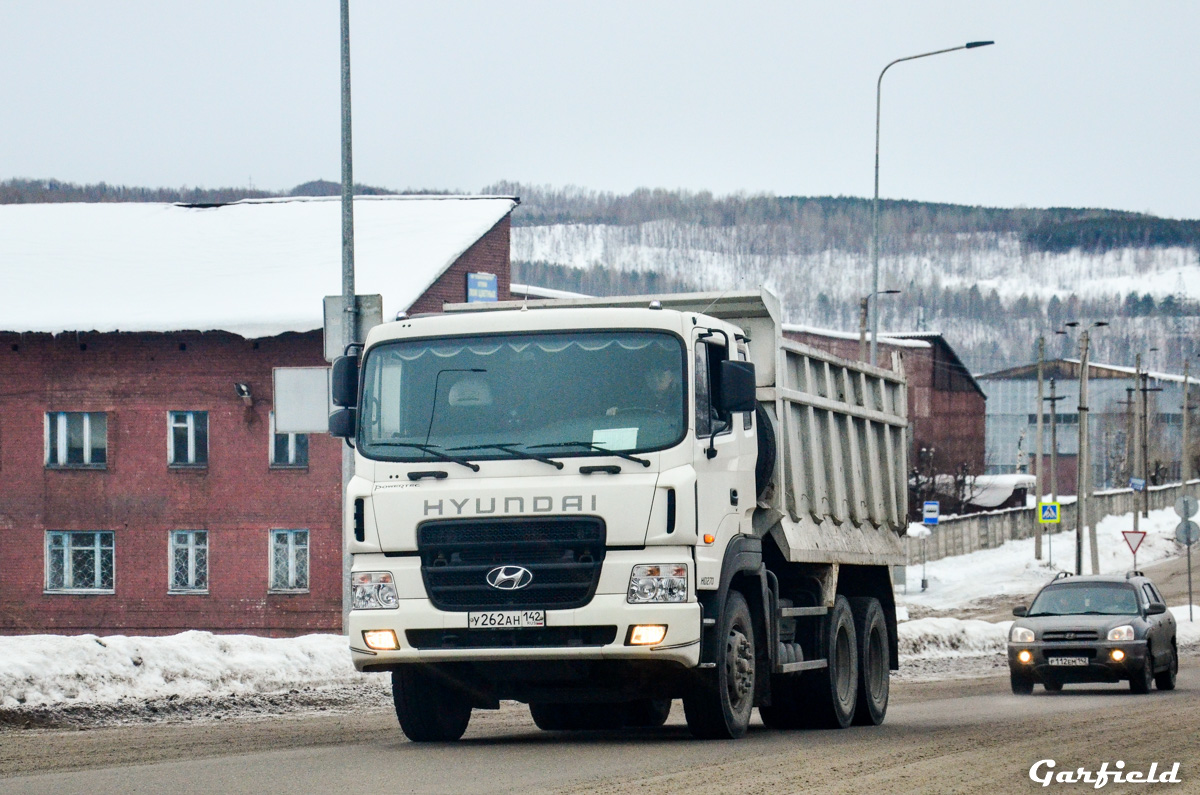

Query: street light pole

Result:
[859,289,900,362]
[870,40,994,366]
[1035,337,1045,560]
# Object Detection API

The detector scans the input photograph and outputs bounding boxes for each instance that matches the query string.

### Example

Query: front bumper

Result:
[1007,641,1149,683]
[348,551,702,670]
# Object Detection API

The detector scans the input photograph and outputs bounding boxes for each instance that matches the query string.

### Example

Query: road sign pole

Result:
[1188,540,1193,622]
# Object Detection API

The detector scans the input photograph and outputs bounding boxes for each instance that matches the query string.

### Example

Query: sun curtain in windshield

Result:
[1028,584,1140,616]
[358,331,686,462]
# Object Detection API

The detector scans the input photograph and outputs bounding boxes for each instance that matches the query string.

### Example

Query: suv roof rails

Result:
[1053,571,1074,580]
[1126,570,1145,579]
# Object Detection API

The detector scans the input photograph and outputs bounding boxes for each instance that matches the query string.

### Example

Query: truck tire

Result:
[799,595,858,729]
[848,597,889,726]
[392,666,471,742]
[529,702,575,730]
[684,590,757,739]
[754,402,777,499]
[625,698,672,727]
[758,675,802,729]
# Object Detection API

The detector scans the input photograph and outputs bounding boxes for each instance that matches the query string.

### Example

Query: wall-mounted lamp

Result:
[234,382,253,407]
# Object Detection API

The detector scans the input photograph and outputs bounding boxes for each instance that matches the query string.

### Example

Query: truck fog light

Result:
[627,564,688,604]
[627,625,667,646]
[1017,650,1032,664]
[1111,649,1125,662]
[363,629,399,650]
[352,571,399,609]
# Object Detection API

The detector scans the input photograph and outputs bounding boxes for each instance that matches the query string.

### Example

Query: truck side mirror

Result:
[329,408,357,439]
[715,360,756,413]
[1012,606,1028,617]
[331,355,359,408]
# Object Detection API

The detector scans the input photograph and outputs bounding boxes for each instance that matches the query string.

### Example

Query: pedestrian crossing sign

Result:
[1038,503,1061,524]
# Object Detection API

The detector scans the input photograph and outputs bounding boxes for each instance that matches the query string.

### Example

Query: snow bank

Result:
[902,507,1185,611]
[899,617,1010,658]
[0,631,381,709]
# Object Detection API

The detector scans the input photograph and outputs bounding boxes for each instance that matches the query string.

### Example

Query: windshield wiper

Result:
[448,443,564,470]
[369,442,480,472]
[528,441,651,467]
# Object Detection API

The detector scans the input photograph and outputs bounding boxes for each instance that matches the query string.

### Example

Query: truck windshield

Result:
[358,330,686,463]
[1027,584,1140,616]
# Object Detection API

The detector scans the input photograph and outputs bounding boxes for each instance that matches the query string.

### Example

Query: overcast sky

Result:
[2,1,1198,218]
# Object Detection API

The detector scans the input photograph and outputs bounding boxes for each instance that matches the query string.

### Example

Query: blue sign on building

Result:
[466,272,498,303]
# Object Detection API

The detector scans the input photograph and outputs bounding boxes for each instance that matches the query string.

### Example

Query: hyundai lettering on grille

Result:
[486,565,533,590]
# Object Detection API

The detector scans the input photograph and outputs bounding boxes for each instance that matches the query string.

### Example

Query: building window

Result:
[45,412,107,468]
[168,411,208,466]
[46,531,114,592]
[270,412,308,468]
[270,529,309,591]
[169,530,208,592]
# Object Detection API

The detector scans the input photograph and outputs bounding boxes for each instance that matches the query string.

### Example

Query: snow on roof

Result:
[509,283,590,300]
[782,323,931,349]
[0,195,517,338]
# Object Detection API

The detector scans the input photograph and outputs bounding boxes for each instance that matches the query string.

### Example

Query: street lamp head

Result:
[1063,321,1080,328]
[1092,321,1109,329]
[881,289,902,295]
[965,40,995,49]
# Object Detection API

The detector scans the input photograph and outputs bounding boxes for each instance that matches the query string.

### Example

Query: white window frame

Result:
[169,530,209,593]
[168,411,207,466]
[45,530,115,593]
[44,411,107,468]
[269,412,308,468]
[269,529,310,592]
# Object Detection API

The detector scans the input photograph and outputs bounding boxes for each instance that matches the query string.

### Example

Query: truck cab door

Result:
[692,337,753,555]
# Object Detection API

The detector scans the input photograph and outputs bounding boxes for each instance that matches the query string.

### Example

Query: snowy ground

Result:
[2,505,1198,727]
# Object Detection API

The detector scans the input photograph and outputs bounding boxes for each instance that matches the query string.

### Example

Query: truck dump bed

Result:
[445,288,909,566]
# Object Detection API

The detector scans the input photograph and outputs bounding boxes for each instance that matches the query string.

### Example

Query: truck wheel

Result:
[530,702,624,730]
[625,699,672,727]
[800,595,858,728]
[392,666,471,742]
[848,597,889,726]
[1155,644,1178,691]
[1010,671,1034,695]
[754,403,777,499]
[684,590,756,739]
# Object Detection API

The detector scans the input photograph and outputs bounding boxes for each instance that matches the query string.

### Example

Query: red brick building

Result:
[0,196,516,636]
[782,326,987,494]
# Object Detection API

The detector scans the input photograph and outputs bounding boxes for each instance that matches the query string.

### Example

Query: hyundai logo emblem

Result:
[486,565,533,590]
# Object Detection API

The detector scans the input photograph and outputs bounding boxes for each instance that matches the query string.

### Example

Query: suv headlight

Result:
[352,571,399,609]
[1010,626,1035,643]
[1107,625,1135,641]
[628,564,688,604]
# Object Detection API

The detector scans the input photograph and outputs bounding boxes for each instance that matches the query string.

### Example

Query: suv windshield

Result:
[358,330,686,462]
[1028,583,1140,616]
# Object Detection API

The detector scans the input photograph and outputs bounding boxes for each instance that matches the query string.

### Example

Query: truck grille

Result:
[417,517,606,611]
[406,626,617,649]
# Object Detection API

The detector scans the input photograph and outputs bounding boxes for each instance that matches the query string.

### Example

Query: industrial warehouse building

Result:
[0,195,516,636]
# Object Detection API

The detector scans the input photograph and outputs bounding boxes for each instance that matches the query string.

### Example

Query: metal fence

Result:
[903,480,1200,565]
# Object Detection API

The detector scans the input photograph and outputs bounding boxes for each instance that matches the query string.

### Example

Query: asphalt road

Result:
[3,660,1198,795]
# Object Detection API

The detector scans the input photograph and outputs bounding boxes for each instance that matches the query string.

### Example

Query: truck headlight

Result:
[1107,625,1135,641]
[352,571,399,609]
[627,564,688,604]
[1010,626,1035,643]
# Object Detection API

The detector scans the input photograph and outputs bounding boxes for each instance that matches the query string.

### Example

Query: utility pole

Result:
[339,0,357,628]
[1184,359,1191,487]
[1077,331,1093,575]
[1047,378,1063,568]
[1133,355,1142,539]
[858,296,869,362]
[1139,372,1164,518]
[1035,337,1045,560]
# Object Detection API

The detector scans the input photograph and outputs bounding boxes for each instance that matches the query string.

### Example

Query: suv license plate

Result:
[1048,657,1088,666]
[467,610,546,629]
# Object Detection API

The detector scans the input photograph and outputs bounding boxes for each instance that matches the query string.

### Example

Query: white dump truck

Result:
[328,288,908,741]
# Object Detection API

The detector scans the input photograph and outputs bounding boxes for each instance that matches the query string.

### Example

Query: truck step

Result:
[778,606,827,618]
[775,660,828,674]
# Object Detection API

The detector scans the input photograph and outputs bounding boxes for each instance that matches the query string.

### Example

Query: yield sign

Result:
[1122,530,1146,556]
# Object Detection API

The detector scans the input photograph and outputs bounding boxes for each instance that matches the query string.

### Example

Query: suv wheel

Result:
[1154,644,1178,691]
[1130,651,1154,694]
[1010,671,1034,695]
